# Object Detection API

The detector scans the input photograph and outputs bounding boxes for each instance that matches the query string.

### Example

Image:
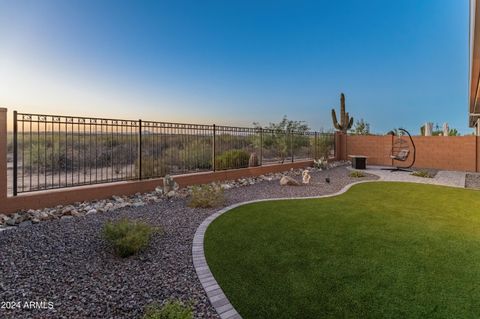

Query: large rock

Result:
[12,213,24,224]
[62,205,75,215]
[279,176,300,186]
[163,175,179,194]
[302,170,311,184]
[38,211,50,220]
[70,210,82,217]
[0,214,8,224]
[248,152,260,167]
[112,195,125,203]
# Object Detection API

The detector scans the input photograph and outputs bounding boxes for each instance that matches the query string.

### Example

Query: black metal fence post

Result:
[290,130,294,163]
[212,124,216,171]
[260,127,263,166]
[13,111,18,196]
[138,119,142,180]
[314,131,318,160]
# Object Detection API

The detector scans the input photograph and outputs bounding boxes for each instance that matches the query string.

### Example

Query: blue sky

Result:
[0,0,470,133]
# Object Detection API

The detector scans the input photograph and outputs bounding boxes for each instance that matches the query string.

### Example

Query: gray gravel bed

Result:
[222,166,377,204]
[0,166,377,319]
[465,173,480,189]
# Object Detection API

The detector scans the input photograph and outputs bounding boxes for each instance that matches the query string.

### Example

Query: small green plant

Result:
[103,219,156,258]
[215,149,250,170]
[188,184,225,208]
[411,170,433,178]
[349,170,365,178]
[314,157,328,170]
[143,300,193,319]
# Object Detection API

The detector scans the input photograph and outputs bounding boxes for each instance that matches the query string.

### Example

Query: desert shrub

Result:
[411,170,433,178]
[215,149,250,170]
[22,143,68,171]
[188,184,225,208]
[349,170,365,178]
[143,300,193,319]
[248,152,260,167]
[135,156,167,178]
[103,219,156,258]
[260,132,288,162]
[18,134,137,173]
[105,135,122,147]
[163,141,212,171]
[315,133,335,159]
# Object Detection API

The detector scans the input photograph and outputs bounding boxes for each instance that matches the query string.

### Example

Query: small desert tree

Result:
[350,119,370,135]
[448,128,460,136]
[253,116,310,163]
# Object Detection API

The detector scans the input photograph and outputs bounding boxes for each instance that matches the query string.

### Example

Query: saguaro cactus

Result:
[331,93,353,133]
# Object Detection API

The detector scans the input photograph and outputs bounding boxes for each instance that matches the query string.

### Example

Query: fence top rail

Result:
[215,125,262,133]
[141,120,213,130]
[304,131,332,136]
[15,112,140,126]
[14,111,336,136]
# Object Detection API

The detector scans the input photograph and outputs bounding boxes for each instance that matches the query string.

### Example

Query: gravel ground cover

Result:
[0,165,377,319]
[465,173,480,189]
[364,166,465,188]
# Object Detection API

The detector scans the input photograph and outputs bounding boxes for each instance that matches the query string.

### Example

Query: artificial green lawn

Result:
[204,182,480,319]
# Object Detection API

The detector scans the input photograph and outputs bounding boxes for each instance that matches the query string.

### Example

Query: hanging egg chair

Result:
[384,128,416,172]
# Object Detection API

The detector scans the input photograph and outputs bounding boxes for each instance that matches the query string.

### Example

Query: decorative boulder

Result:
[248,152,260,167]
[163,175,179,194]
[280,176,300,186]
[302,170,311,184]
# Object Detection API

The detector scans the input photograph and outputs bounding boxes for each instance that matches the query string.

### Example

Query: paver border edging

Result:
[192,179,376,319]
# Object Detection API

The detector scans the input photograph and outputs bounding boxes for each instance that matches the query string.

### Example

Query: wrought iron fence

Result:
[11,111,335,195]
